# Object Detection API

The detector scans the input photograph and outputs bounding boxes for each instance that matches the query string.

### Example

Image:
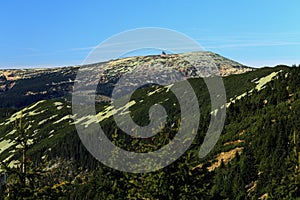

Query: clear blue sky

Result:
[1,0,300,68]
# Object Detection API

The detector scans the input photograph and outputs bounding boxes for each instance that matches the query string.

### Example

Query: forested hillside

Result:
[0,65,299,199]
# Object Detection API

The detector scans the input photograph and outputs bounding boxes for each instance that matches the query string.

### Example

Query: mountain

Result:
[0,51,252,108]
[1,52,299,199]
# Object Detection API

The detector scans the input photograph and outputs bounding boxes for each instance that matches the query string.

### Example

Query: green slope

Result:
[1,65,299,199]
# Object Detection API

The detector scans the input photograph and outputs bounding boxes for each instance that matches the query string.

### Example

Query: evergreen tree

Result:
[0,113,69,199]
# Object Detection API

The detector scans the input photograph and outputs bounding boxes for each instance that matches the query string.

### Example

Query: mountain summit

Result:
[0,51,253,108]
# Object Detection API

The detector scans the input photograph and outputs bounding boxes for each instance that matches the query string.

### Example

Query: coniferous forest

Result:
[0,65,300,199]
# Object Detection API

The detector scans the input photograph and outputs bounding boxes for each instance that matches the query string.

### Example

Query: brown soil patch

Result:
[192,147,243,172]
[207,147,243,171]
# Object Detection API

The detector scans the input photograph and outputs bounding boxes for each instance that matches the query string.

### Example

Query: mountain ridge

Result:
[0,51,253,109]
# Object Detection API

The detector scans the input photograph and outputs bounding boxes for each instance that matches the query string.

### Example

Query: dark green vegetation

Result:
[0,65,300,199]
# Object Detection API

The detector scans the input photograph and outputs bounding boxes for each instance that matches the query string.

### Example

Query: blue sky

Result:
[1,0,300,68]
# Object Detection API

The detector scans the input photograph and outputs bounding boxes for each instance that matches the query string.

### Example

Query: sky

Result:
[0,0,300,68]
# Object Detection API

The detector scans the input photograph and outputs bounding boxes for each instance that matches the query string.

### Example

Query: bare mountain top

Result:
[0,51,253,108]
